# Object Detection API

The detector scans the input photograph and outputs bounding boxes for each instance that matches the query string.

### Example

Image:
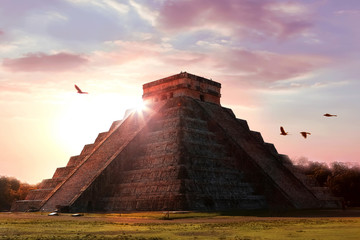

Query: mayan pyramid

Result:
[13,72,340,212]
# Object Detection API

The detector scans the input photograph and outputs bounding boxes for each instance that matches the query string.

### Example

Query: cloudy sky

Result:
[1,0,359,184]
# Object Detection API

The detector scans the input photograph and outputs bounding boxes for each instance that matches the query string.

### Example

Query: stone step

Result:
[141,141,179,156]
[186,182,257,195]
[118,166,181,183]
[130,154,180,169]
[181,128,216,142]
[251,131,264,143]
[80,144,95,156]
[11,200,42,212]
[182,117,208,130]
[186,167,245,177]
[196,100,322,209]
[264,143,278,156]
[236,119,250,130]
[40,103,166,211]
[185,156,238,168]
[161,105,196,117]
[37,178,64,189]
[182,141,225,157]
[153,116,209,131]
[109,120,123,132]
[145,129,179,143]
[25,189,53,201]
[150,117,181,131]
[94,132,109,144]
[66,155,84,167]
[111,180,183,196]
[52,166,75,179]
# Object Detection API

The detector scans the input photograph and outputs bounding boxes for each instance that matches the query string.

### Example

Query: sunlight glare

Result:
[134,98,149,113]
[53,93,143,157]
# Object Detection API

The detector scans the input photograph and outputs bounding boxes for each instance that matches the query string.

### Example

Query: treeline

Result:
[0,176,36,211]
[296,161,360,207]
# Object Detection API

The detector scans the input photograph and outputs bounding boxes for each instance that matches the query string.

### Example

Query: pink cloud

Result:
[211,48,330,84]
[0,85,31,94]
[157,0,312,39]
[3,52,88,72]
[92,41,162,66]
[0,30,4,41]
[95,40,329,89]
[156,46,330,87]
[335,10,360,15]
[161,51,207,66]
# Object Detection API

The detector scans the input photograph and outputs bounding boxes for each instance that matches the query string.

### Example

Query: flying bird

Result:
[280,126,289,136]
[323,113,337,117]
[74,84,88,94]
[300,131,311,139]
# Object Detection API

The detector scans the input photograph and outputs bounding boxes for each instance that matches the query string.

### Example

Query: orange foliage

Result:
[0,176,37,211]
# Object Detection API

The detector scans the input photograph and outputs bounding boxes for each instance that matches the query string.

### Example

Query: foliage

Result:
[327,163,360,206]
[0,176,36,211]
[295,160,360,206]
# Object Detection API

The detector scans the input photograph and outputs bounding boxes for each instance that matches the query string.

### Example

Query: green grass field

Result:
[1,210,360,240]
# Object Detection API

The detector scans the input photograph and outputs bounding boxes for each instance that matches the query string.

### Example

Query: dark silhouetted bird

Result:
[280,126,288,136]
[300,131,311,139]
[323,113,337,117]
[75,84,88,94]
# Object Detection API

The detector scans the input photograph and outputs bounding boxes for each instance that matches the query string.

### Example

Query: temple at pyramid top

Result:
[142,72,221,105]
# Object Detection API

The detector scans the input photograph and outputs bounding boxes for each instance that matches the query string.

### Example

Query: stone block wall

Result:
[143,72,221,105]
[70,97,267,211]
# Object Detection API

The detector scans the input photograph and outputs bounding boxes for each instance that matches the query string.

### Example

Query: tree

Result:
[327,163,360,207]
[298,161,331,187]
[0,176,36,211]
[295,160,360,207]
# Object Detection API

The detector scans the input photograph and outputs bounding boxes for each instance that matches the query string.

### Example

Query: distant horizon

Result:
[1,0,359,184]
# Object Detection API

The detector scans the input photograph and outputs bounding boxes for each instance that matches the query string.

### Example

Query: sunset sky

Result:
[1,0,359,184]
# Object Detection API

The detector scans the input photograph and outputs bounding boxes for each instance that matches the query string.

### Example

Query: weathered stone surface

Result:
[12,72,340,212]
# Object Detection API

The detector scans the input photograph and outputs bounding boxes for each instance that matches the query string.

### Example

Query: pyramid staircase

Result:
[12,72,340,212]
[96,97,267,211]
[194,100,340,209]
[12,104,163,212]
[11,122,116,211]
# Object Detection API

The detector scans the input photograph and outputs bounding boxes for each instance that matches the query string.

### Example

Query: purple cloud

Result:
[335,9,360,15]
[3,52,88,72]
[213,48,330,84]
[157,0,312,40]
[0,30,5,41]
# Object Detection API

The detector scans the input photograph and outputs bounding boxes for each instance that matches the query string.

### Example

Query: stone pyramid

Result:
[13,72,340,212]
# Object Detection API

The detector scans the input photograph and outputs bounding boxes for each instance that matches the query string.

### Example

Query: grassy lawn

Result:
[1,210,360,239]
